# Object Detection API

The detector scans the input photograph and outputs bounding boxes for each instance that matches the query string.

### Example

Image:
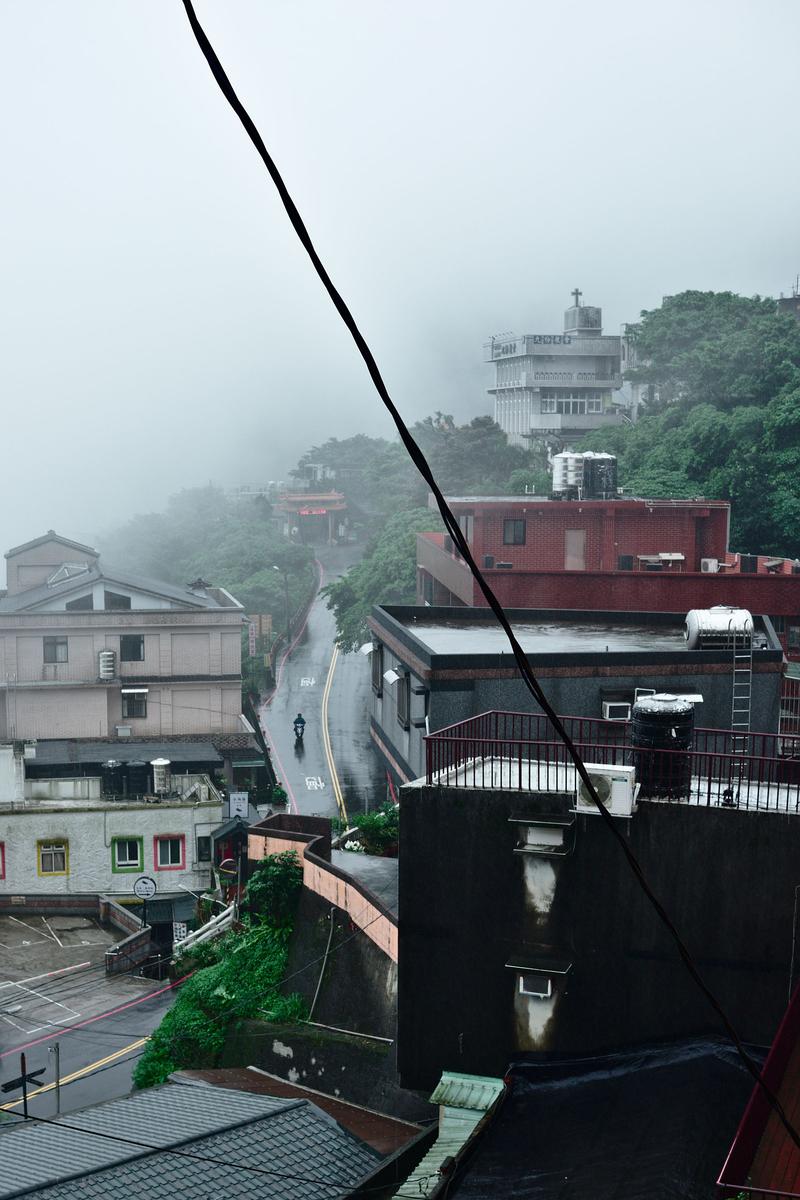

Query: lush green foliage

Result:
[626,290,800,411]
[294,414,533,535]
[323,508,442,650]
[134,854,306,1089]
[101,486,315,624]
[244,850,303,928]
[348,803,399,855]
[582,291,800,555]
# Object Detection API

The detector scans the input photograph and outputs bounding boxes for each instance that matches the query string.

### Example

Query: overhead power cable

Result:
[179,0,800,1152]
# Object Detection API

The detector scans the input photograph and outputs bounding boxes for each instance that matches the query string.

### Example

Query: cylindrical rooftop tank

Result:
[632,693,695,800]
[100,759,123,797]
[98,649,116,680]
[551,451,584,498]
[684,606,754,650]
[126,760,149,797]
[582,452,618,500]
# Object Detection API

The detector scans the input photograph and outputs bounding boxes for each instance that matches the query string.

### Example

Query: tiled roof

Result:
[0,1082,380,1199]
[0,566,242,613]
[5,532,99,559]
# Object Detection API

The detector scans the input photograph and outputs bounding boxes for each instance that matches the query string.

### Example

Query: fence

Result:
[425,711,800,813]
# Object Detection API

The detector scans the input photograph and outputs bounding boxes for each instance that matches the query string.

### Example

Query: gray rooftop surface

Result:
[400,618,687,656]
[31,740,224,765]
[0,1081,380,1199]
[331,850,399,916]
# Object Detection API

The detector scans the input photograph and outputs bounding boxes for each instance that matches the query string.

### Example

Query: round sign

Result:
[133,876,157,900]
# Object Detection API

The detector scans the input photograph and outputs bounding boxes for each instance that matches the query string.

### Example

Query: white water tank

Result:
[684,606,754,650]
[552,451,584,496]
[98,649,116,680]
[150,758,171,794]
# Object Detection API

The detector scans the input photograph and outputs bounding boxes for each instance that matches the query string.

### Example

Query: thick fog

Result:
[2,0,799,572]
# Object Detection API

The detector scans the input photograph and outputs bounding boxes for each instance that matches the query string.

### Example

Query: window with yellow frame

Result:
[37,840,69,877]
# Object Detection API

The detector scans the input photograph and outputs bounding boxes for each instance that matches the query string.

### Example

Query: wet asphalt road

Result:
[259,544,385,821]
[0,964,179,1120]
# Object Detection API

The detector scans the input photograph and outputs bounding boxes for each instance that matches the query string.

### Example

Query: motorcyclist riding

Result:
[293,712,306,739]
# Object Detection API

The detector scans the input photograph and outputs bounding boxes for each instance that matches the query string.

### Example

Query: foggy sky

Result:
[2,0,799,576]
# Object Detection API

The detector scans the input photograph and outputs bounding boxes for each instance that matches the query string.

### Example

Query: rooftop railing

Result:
[425,711,800,813]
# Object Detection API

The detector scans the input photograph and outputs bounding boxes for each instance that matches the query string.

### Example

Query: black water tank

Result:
[483,554,495,569]
[618,554,634,571]
[632,694,694,800]
[100,760,124,797]
[740,554,758,574]
[126,760,150,797]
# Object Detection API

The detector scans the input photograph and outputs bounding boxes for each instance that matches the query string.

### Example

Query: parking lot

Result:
[0,915,152,1045]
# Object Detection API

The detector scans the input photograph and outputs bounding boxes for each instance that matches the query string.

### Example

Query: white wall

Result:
[0,800,223,896]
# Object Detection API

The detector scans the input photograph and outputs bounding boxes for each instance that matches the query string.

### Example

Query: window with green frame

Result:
[112,836,143,873]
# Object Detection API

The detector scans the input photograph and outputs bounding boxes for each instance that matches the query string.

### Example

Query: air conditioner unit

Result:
[115,725,132,737]
[700,558,719,574]
[602,701,631,721]
[575,763,637,817]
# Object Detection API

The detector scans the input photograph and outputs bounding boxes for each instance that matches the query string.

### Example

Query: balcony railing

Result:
[425,711,800,813]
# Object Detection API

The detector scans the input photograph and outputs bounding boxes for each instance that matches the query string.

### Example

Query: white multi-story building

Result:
[0,743,224,899]
[486,291,629,446]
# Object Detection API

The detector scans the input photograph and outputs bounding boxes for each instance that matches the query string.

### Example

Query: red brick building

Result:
[417,496,800,656]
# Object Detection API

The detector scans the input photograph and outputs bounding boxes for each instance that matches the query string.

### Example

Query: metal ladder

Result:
[730,621,753,751]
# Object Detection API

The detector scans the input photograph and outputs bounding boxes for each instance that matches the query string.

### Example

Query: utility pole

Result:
[273,565,291,646]
[1,1053,46,1118]
[49,1042,61,1114]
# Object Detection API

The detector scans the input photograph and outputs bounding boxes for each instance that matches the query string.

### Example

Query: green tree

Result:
[323,507,443,650]
[626,290,800,411]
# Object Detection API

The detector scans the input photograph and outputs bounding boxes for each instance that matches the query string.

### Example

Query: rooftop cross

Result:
[572,287,582,307]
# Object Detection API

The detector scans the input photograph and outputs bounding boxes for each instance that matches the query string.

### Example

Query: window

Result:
[503,519,526,546]
[587,398,603,414]
[397,672,410,730]
[0,842,5,880]
[540,398,557,414]
[120,634,145,662]
[371,644,384,696]
[789,626,800,651]
[154,835,185,871]
[65,594,93,611]
[457,513,474,544]
[38,840,68,876]
[196,836,211,863]
[121,690,147,718]
[771,616,787,634]
[112,837,143,872]
[104,591,132,610]
[43,636,68,664]
[519,971,553,999]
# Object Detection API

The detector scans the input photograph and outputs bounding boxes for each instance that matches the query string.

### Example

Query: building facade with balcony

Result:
[398,708,800,1090]
[416,496,800,658]
[367,603,785,786]
[487,291,627,446]
[0,532,246,747]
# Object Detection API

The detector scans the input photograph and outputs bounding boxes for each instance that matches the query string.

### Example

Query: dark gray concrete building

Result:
[366,604,784,785]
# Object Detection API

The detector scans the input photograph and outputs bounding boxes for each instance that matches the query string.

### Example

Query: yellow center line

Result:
[322,644,348,825]
[0,1037,148,1111]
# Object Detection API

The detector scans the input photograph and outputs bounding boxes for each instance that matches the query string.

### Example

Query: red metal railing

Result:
[425,711,800,812]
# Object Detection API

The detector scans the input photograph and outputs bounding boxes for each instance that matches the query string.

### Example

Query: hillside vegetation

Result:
[582,291,800,556]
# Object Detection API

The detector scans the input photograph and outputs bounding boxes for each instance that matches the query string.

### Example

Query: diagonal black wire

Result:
[179,0,800,1153]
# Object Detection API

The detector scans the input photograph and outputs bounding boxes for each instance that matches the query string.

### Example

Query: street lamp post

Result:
[273,565,290,646]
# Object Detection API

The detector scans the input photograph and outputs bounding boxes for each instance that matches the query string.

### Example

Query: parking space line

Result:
[0,962,91,990]
[7,916,55,943]
[41,917,63,948]
[13,982,80,1017]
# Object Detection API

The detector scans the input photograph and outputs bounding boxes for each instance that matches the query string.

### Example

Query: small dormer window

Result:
[104,591,132,610]
[65,594,93,611]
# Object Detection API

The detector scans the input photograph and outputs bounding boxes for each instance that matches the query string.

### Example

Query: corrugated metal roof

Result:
[429,1073,505,1112]
[31,740,223,765]
[0,1082,380,1199]
[392,1074,504,1198]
